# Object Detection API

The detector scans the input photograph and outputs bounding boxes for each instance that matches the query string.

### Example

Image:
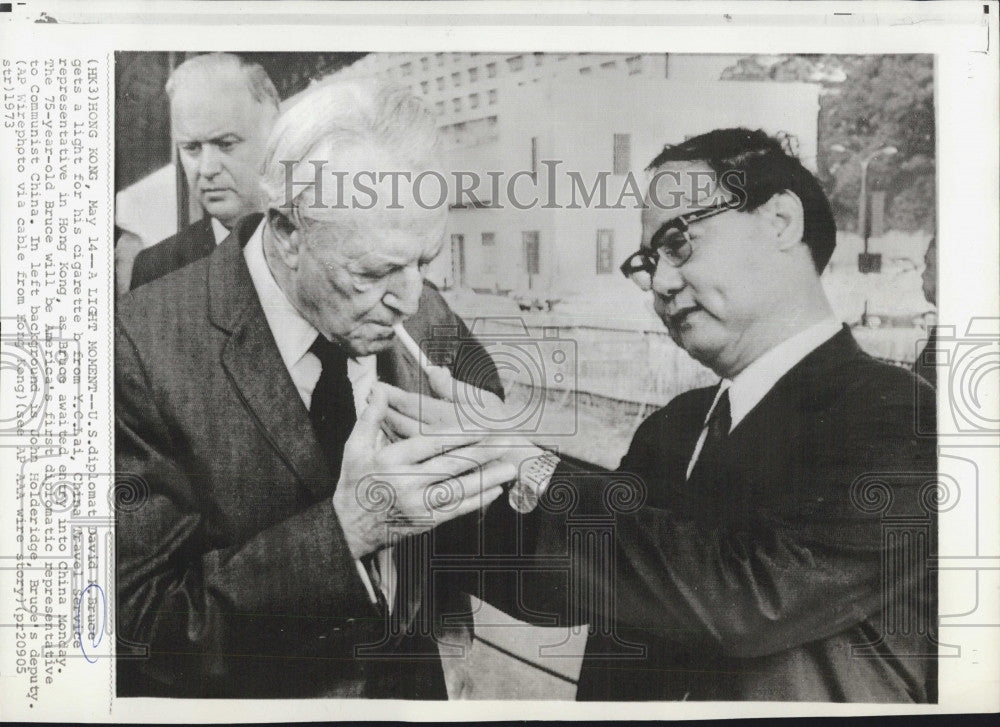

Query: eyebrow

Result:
[177,133,243,145]
[648,217,684,252]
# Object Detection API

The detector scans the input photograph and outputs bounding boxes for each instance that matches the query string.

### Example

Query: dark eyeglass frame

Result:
[619,201,736,279]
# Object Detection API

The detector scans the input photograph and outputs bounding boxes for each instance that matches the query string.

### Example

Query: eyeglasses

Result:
[619,202,736,283]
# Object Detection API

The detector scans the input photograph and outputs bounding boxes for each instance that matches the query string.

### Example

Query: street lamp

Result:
[833,144,897,273]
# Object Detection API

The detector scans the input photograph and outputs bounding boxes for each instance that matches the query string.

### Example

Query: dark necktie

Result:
[688,387,731,487]
[309,336,390,615]
[309,335,356,482]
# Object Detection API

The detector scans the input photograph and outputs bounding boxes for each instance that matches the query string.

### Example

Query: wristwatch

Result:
[508,450,561,514]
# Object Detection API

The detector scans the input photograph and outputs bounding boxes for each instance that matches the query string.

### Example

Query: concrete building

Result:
[335,53,821,299]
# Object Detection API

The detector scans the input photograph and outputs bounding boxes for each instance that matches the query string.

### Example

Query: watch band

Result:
[508,450,561,513]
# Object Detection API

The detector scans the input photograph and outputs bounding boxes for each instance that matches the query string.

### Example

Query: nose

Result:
[382,265,423,318]
[198,144,223,179]
[650,258,685,298]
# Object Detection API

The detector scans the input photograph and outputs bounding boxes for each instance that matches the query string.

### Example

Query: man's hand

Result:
[382,362,506,439]
[333,384,516,559]
[381,366,550,483]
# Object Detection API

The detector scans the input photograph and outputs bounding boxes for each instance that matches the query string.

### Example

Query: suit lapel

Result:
[376,337,424,393]
[686,327,861,523]
[189,216,217,264]
[208,216,332,499]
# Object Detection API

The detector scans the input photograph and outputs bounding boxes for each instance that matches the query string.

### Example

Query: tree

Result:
[721,54,935,233]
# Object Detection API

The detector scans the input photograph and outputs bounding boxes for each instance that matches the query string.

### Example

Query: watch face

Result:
[508,483,539,514]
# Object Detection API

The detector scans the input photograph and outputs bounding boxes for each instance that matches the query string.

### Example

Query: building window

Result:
[420,81,429,95]
[420,56,430,71]
[451,234,466,288]
[600,60,617,71]
[469,92,480,109]
[579,66,592,75]
[488,89,498,105]
[468,67,479,83]
[481,232,496,274]
[453,97,462,112]
[596,229,615,274]
[486,62,497,78]
[449,115,498,147]
[522,231,540,281]
[435,101,445,116]
[507,55,524,72]
[401,62,413,76]
[436,76,446,91]
[452,71,462,87]
[626,55,643,75]
[613,133,631,175]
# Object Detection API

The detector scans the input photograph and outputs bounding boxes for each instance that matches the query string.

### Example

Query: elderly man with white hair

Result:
[115,78,506,699]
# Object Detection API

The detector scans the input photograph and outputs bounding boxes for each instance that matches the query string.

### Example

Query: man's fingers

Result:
[435,483,504,523]
[384,408,422,440]
[352,384,389,449]
[425,364,455,401]
[378,431,485,466]
[364,451,515,517]
[384,383,441,423]
[421,443,511,480]
[417,456,517,503]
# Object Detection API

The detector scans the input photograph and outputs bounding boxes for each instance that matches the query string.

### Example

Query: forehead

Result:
[641,160,728,247]
[307,219,442,267]
[170,76,264,140]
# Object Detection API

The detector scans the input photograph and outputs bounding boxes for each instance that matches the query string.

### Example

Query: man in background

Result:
[127,52,280,290]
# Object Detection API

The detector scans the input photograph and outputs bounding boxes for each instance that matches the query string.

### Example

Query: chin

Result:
[349,336,396,357]
[673,327,723,369]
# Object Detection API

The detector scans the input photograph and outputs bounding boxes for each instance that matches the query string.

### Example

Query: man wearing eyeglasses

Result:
[386,128,937,702]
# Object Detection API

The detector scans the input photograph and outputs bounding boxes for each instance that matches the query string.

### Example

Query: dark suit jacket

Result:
[115,215,501,698]
[130,216,217,291]
[913,325,938,390]
[482,328,937,702]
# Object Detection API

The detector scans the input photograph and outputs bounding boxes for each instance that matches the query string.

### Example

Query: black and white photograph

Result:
[113,50,939,701]
[1,2,997,722]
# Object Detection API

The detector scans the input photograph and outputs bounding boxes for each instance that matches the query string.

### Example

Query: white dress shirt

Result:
[210,217,230,245]
[243,220,392,607]
[685,318,842,480]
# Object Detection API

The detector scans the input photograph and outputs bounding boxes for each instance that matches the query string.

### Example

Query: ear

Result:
[266,208,304,269]
[757,190,805,252]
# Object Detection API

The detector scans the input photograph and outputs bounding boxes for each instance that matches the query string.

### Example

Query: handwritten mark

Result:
[76,583,105,663]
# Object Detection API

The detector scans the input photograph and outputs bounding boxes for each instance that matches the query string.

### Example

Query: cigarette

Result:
[393,323,436,376]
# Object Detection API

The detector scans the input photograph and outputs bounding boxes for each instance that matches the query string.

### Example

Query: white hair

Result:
[166,53,280,110]
[260,77,443,232]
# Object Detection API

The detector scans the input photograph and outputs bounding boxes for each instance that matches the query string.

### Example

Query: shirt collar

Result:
[211,217,230,245]
[723,318,842,430]
[243,219,320,372]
